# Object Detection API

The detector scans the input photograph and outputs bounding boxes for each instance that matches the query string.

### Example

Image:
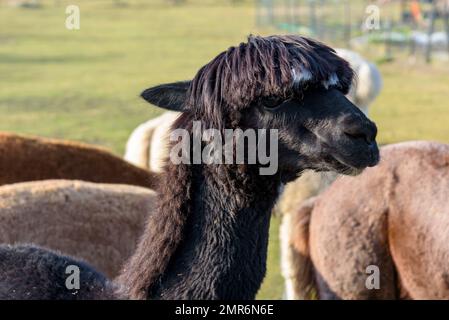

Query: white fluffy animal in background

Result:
[124,111,179,172]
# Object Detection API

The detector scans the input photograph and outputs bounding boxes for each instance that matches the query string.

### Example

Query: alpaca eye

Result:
[261,97,284,110]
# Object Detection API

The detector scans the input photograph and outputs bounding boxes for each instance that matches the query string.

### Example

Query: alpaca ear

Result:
[141,81,190,111]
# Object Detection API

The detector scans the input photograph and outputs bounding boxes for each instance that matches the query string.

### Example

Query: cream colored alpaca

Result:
[335,49,382,115]
[124,111,179,172]
[0,180,157,278]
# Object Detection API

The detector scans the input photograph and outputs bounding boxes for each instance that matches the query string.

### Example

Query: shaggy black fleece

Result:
[0,244,116,300]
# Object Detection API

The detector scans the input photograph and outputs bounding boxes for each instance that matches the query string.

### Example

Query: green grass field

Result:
[1,0,448,299]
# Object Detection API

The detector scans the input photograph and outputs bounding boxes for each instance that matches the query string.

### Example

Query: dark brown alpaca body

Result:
[0,132,158,189]
[0,245,117,300]
[119,114,282,299]
[291,141,449,299]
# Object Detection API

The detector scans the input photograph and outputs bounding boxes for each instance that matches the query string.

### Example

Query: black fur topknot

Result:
[186,35,354,128]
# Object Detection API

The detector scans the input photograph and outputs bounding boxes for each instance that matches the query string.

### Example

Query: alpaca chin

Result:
[344,166,365,176]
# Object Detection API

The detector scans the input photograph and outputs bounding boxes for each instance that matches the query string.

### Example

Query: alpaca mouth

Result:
[328,154,365,176]
[319,141,367,176]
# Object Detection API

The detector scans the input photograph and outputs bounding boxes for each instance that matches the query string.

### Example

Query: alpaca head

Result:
[141,35,379,180]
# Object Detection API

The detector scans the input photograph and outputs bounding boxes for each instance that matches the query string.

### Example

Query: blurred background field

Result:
[1,0,448,299]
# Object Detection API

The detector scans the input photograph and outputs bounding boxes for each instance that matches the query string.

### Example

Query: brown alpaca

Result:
[0,180,157,278]
[290,141,449,299]
[0,132,159,277]
[0,132,158,189]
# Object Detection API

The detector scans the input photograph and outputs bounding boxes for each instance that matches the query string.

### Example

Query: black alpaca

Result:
[0,245,117,300]
[0,35,379,300]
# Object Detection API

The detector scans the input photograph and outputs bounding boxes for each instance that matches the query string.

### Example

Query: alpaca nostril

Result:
[341,115,376,145]
[344,131,371,145]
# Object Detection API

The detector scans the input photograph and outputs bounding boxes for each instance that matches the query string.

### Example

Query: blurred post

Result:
[425,0,437,63]
[400,0,407,23]
[256,0,275,27]
[309,0,317,36]
[344,0,351,48]
[293,0,300,28]
[295,0,302,31]
[444,0,449,53]
[385,19,393,61]
[315,0,322,39]
[288,0,295,31]
[284,0,290,30]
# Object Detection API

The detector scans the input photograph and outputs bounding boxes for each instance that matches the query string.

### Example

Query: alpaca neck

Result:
[151,164,282,299]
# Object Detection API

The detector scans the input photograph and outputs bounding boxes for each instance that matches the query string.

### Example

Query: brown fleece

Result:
[0,132,158,189]
[289,196,317,299]
[0,180,157,278]
[292,141,449,299]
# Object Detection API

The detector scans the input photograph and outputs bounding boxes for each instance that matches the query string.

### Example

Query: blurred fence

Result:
[256,0,449,63]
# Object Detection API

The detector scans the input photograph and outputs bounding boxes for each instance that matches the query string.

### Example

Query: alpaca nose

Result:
[342,117,377,145]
